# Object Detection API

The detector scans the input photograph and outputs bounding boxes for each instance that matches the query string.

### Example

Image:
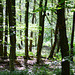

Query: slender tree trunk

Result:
[19,0,23,46]
[37,0,43,64]
[29,0,36,52]
[34,0,37,47]
[8,0,16,71]
[29,31,33,51]
[35,4,37,47]
[12,0,16,59]
[57,0,70,75]
[70,12,75,61]
[51,0,53,46]
[25,0,29,59]
[37,0,47,64]
[0,0,3,57]
[42,0,47,44]
[57,38,60,53]
[4,0,8,58]
[48,25,58,59]
[35,33,37,46]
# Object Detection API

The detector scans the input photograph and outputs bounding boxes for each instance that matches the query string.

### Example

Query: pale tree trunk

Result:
[19,0,23,46]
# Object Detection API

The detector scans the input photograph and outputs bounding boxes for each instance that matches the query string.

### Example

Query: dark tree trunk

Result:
[29,31,33,51]
[57,39,60,53]
[57,31,60,53]
[0,0,3,57]
[51,0,53,46]
[35,33,37,46]
[25,0,29,59]
[4,0,8,58]
[29,0,36,52]
[8,0,16,71]
[37,0,47,64]
[57,0,70,75]
[37,0,43,64]
[33,0,37,47]
[70,12,75,61]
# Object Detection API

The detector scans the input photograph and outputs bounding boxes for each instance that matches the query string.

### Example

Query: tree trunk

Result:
[8,0,16,71]
[37,0,43,64]
[70,12,75,61]
[0,0,3,57]
[34,0,37,47]
[29,31,33,51]
[37,0,47,64]
[35,33,37,46]
[57,0,70,75]
[48,25,58,59]
[51,0,53,46]
[29,0,36,52]
[4,0,8,58]
[25,0,29,59]
[19,0,23,46]
[57,39,60,53]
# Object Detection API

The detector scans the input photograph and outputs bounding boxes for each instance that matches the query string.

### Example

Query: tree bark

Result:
[51,0,53,46]
[37,0,47,64]
[70,12,75,61]
[48,25,58,59]
[25,0,29,59]
[19,0,23,46]
[8,0,16,71]
[57,39,60,53]
[37,0,43,64]
[4,0,8,58]
[29,0,36,52]
[57,0,70,75]
[29,31,33,51]
[0,0,3,57]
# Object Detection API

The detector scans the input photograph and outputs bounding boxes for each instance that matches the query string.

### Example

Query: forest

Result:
[0,0,75,75]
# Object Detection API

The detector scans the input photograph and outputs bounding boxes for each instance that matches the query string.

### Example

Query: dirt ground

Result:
[0,56,61,71]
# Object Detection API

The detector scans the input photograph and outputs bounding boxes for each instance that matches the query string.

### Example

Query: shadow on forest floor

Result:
[0,46,74,75]
[0,56,61,70]
[0,56,75,75]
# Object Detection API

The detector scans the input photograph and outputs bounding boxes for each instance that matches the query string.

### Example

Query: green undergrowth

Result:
[0,66,74,75]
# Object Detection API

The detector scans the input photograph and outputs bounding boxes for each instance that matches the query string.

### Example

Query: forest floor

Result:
[0,46,75,74]
[0,56,61,71]
[0,56,75,74]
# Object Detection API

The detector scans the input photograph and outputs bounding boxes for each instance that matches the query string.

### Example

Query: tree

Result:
[4,0,8,58]
[70,11,75,61]
[29,0,36,52]
[51,0,53,46]
[37,0,47,64]
[48,25,58,59]
[19,0,23,46]
[57,0,70,75]
[8,0,16,71]
[0,0,3,57]
[57,38,60,53]
[25,0,29,59]
[29,31,33,51]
